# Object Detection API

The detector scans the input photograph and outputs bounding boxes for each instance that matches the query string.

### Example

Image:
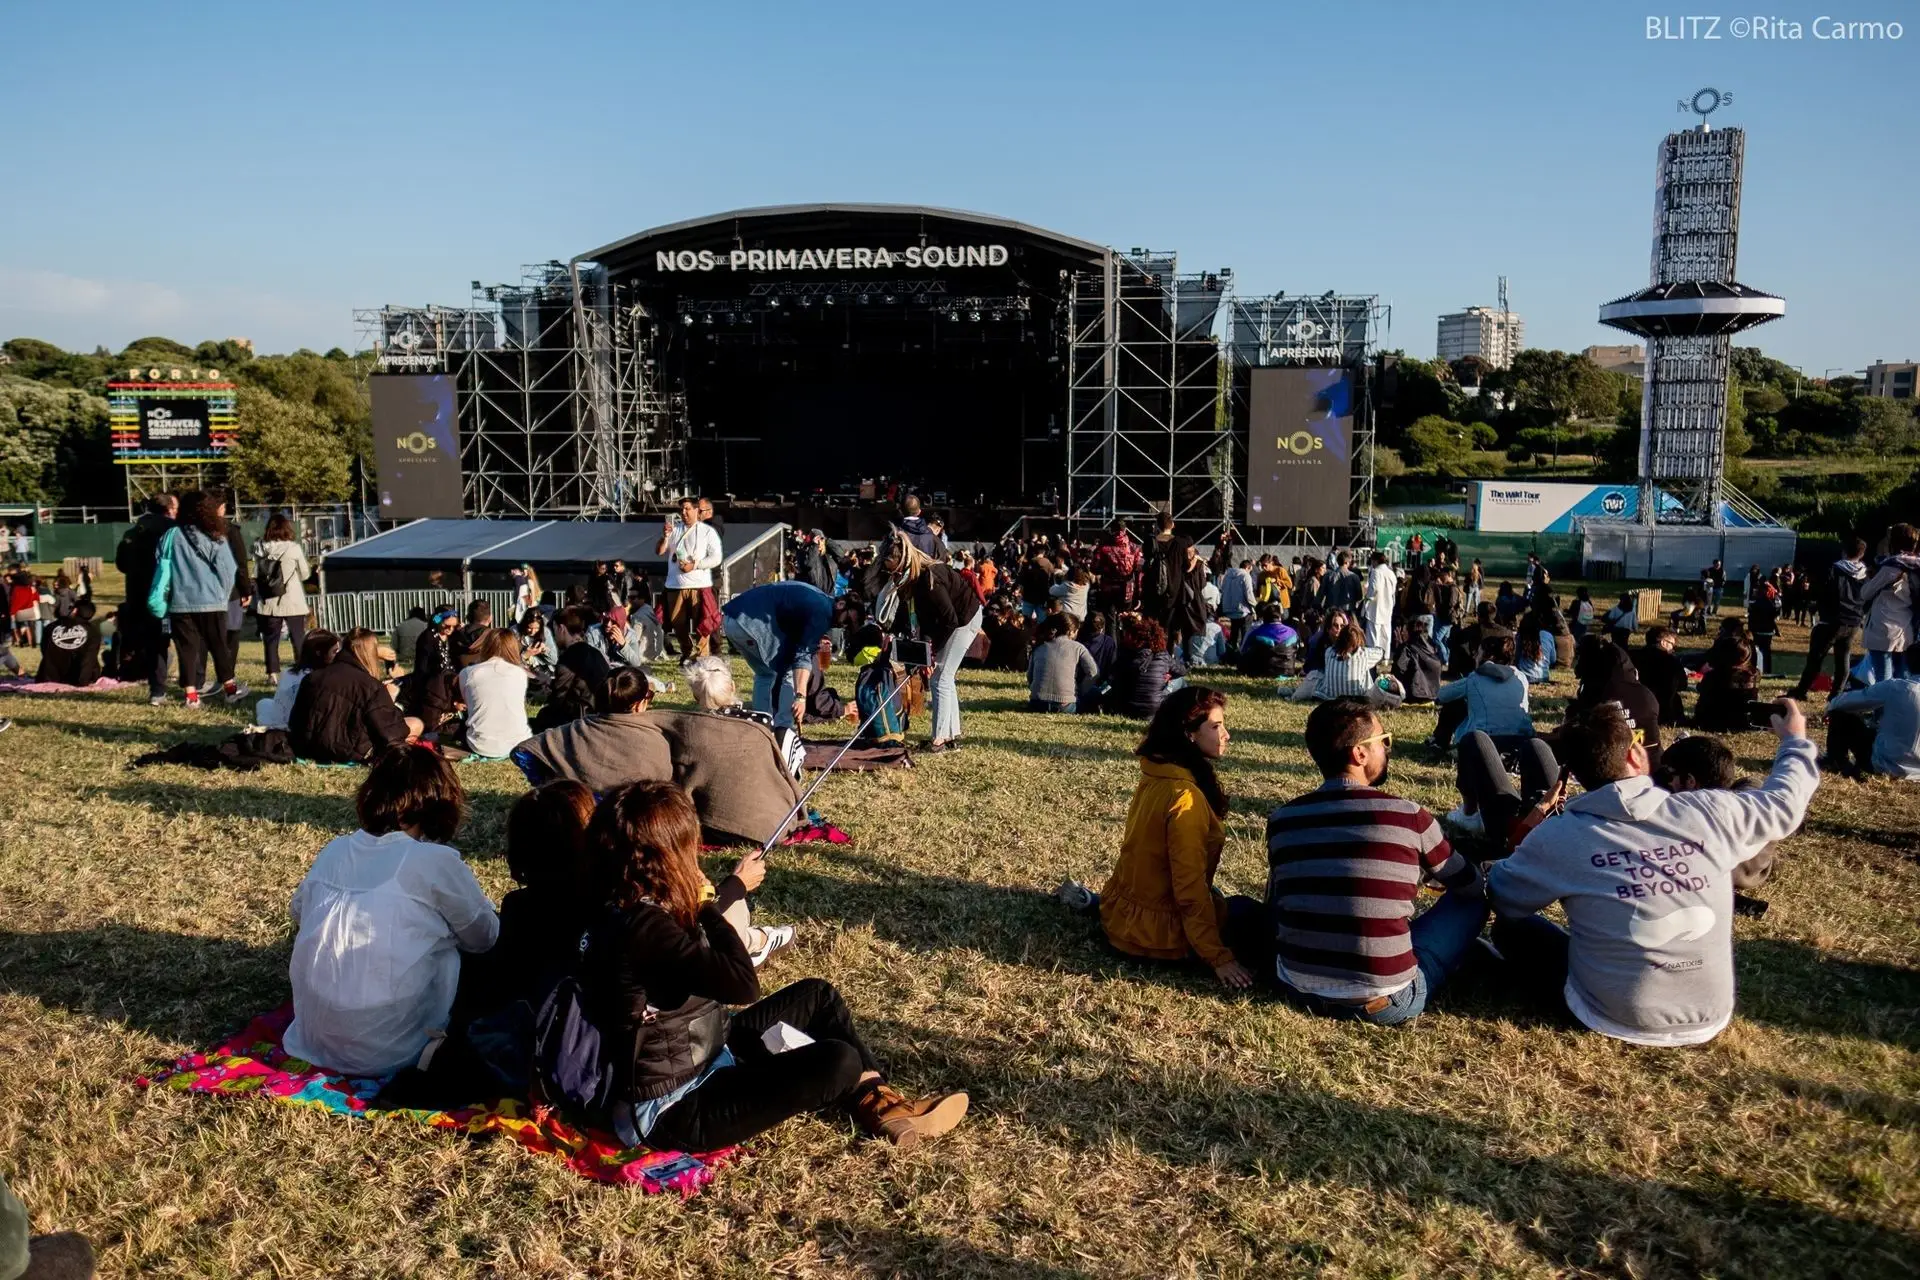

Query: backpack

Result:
[529,930,621,1129]
[855,659,910,744]
[256,549,289,601]
[1151,548,1176,603]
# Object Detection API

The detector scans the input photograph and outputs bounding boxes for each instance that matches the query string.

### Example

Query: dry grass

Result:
[1,614,1917,1278]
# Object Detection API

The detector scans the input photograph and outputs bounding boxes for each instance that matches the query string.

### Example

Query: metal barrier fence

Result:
[316,589,521,636]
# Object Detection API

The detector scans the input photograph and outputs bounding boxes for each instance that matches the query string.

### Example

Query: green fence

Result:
[1377,527,1584,578]
[32,521,266,567]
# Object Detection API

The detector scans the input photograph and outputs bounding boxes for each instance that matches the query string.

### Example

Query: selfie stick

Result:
[756,663,919,861]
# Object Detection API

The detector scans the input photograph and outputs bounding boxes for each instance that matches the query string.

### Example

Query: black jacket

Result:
[1392,636,1445,702]
[1569,668,1665,769]
[1631,645,1690,726]
[224,525,254,602]
[290,659,411,763]
[588,880,758,1102]
[114,511,173,616]
[36,617,102,686]
[909,564,983,653]
[532,639,615,732]
[1110,645,1187,718]
[1820,559,1870,628]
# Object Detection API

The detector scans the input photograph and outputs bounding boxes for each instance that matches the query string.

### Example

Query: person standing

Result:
[254,514,312,688]
[213,489,254,678]
[1791,537,1870,701]
[1859,524,1919,683]
[1465,558,1484,614]
[1705,559,1725,616]
[1361,552,1396,652]
[116,492,178,704]
[721,580,835,730]
[148,489,246,707]
[880,531,982,753]
[1217,559,1254,651]
[1163,538,1210,667]
[657,496,723,660]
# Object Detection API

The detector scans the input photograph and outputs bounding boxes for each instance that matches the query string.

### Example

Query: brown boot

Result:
[851,1082,969,1149]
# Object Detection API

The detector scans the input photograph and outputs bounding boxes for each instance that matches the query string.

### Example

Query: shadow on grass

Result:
[796,1220,1097,1279]
[0,712,190,748]
[1735,938,1920,1051]
[0,924,287,1045]
[868,1014,1920,1277]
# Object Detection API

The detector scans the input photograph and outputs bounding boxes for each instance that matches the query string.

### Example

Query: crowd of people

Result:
[10,489,1917,1178]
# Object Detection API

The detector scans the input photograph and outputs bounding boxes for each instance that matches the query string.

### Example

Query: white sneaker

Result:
[222,681,250,705]
[148,694,168,707]
[1054,877,1096,912]
[1444,806,1485,836]
[749,924,796,968]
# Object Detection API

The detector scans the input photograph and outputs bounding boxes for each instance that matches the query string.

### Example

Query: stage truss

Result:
[1063,252,1232,530]
[355,265,689,520]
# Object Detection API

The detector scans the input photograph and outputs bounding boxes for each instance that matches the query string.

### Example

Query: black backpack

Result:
[256,550,290,601]
[529,927,621,1129]
[1151,548,1176,602]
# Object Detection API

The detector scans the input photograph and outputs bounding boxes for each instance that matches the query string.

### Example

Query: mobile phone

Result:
[641,1154,706,1186]
[889,636,933,668]
[1746,699,1783,730]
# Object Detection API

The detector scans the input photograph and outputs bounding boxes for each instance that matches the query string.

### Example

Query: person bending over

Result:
[1027,612,1097,713]
[290,627,421,764]
[285,746,499,1076]
[587,781,967,1151]
[1265,698,1485,1024]
[721,579,835,730]
[1824,674,1920,781]
[1485,699,1817,1046]
[1097,687,1264,990]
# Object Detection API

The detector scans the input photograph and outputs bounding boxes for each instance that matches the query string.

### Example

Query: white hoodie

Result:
[1488,736,1817,1046]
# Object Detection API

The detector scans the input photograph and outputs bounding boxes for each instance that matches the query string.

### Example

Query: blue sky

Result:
[1,1,1913,372]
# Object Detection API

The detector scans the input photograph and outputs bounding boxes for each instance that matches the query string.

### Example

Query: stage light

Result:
[681,314,694,326]
[1323,290,1335,300]
[824,295,835,306]
[702,313,713,325]
[969,310,982,322]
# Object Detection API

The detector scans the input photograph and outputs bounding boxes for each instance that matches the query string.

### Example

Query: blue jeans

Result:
[723,613,807,729]
[930,612,983,743]
[1868,649,1909,683]
[1029,697,1076,713]
[1280,891,1489,1026]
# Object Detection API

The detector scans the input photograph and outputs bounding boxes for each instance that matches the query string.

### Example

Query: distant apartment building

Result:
[1437,306,1525,369]
[1582,343,1646,380]
[1865,360,1916,399]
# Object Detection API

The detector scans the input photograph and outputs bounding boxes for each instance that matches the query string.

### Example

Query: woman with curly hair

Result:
[1106,615,1187,718]
[584,781,969,1150]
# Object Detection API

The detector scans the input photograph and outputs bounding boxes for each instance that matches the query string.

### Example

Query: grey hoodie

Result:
[1435,661,1533,743]
[1487,735,1817,1046]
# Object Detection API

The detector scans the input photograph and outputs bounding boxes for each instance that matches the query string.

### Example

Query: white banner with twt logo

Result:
[1471,481,1640,533]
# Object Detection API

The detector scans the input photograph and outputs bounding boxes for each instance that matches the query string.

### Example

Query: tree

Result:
[0,376,113,503]
[1402,415,1474,473]
[1505,349,1582,429]
[1778,389,1851,439]
[122,336,196,361]
[1572,361,1624,421]
[1857,396,1920,455]
[226,387,352,506]
[1730,347,1801,392]
[1369,444,1407,490]
[1616,377,1642,429]
[1449,356,1493,389]
[1378,354,1460,439]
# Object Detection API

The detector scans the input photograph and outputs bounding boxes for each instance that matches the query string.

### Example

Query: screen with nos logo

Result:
[1244,366,1353,528]
[371,374,464,520]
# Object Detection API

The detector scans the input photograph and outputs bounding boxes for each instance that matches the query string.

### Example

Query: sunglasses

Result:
[1355,730,1394,751]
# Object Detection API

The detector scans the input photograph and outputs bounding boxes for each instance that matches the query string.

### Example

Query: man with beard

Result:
[1263,698,1486,1025]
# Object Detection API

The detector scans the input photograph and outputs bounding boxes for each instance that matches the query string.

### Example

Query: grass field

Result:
[2,612,1917,1277]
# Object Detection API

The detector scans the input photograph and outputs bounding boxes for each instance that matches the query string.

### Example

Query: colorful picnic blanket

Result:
[137,1005,737,1193]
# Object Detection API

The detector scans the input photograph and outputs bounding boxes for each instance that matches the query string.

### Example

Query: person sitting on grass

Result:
[1692,633,1761,734]
[255,628,340,731]
[1027,612,1097,713]
[1237,602,1300,678]
[33,598,103,686]
[285,745,499,1077]
[1080,610,1119,690]
[1094,687,1264,991]
[1391,617,1445,704]
[1265,698,1485,1024]
[585,780,968,1151]
[1107,616,1187,719]
[1653,735,1789,916]
[290,627,422,765]
[1824,674,1920,782]
[1294,620,1401,707]
[1432,630,1532,749]
[1485,699,1817,1047]
[1631,625,1690,727]
[456,627,532,759]
[1563,634,1664,770]
[532,606,615,733]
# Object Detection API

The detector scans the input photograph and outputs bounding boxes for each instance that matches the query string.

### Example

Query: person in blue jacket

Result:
[721,580,836,729]
[147,488,245,707]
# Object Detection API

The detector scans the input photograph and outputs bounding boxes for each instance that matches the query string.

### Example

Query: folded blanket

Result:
[0,676,132,694]
[137,1005,736,1193]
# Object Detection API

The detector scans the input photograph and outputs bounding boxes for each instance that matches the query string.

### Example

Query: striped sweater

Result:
[1265,780,1478,1000]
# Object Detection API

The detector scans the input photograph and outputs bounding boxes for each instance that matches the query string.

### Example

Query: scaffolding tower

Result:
[1063,252,1231,530]
[355,264,689,520]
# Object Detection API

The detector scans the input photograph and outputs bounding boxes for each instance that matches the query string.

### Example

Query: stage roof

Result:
[580,203,1110,276]
[322,519,785,569]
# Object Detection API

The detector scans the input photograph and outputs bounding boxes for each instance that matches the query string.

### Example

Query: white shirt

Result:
[664,521,723,590]
[284,830,499,1076]
[458,657,532,757]
[1365,564,1397,620]
[254,669,308,729]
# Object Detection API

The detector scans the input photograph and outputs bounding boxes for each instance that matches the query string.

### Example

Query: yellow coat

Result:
[1099,759,1234,969]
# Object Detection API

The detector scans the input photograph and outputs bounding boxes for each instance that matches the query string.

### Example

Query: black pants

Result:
[644,978,884,1152]
[120,608,171,697]
[171,611,234,692]
[1826,709,1877,776]
[1433,700,1468,747]
[1456,731,1559,840]
[261,615,307,676]
[1793,623,1856,697]
[1489,915,1576,1021]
